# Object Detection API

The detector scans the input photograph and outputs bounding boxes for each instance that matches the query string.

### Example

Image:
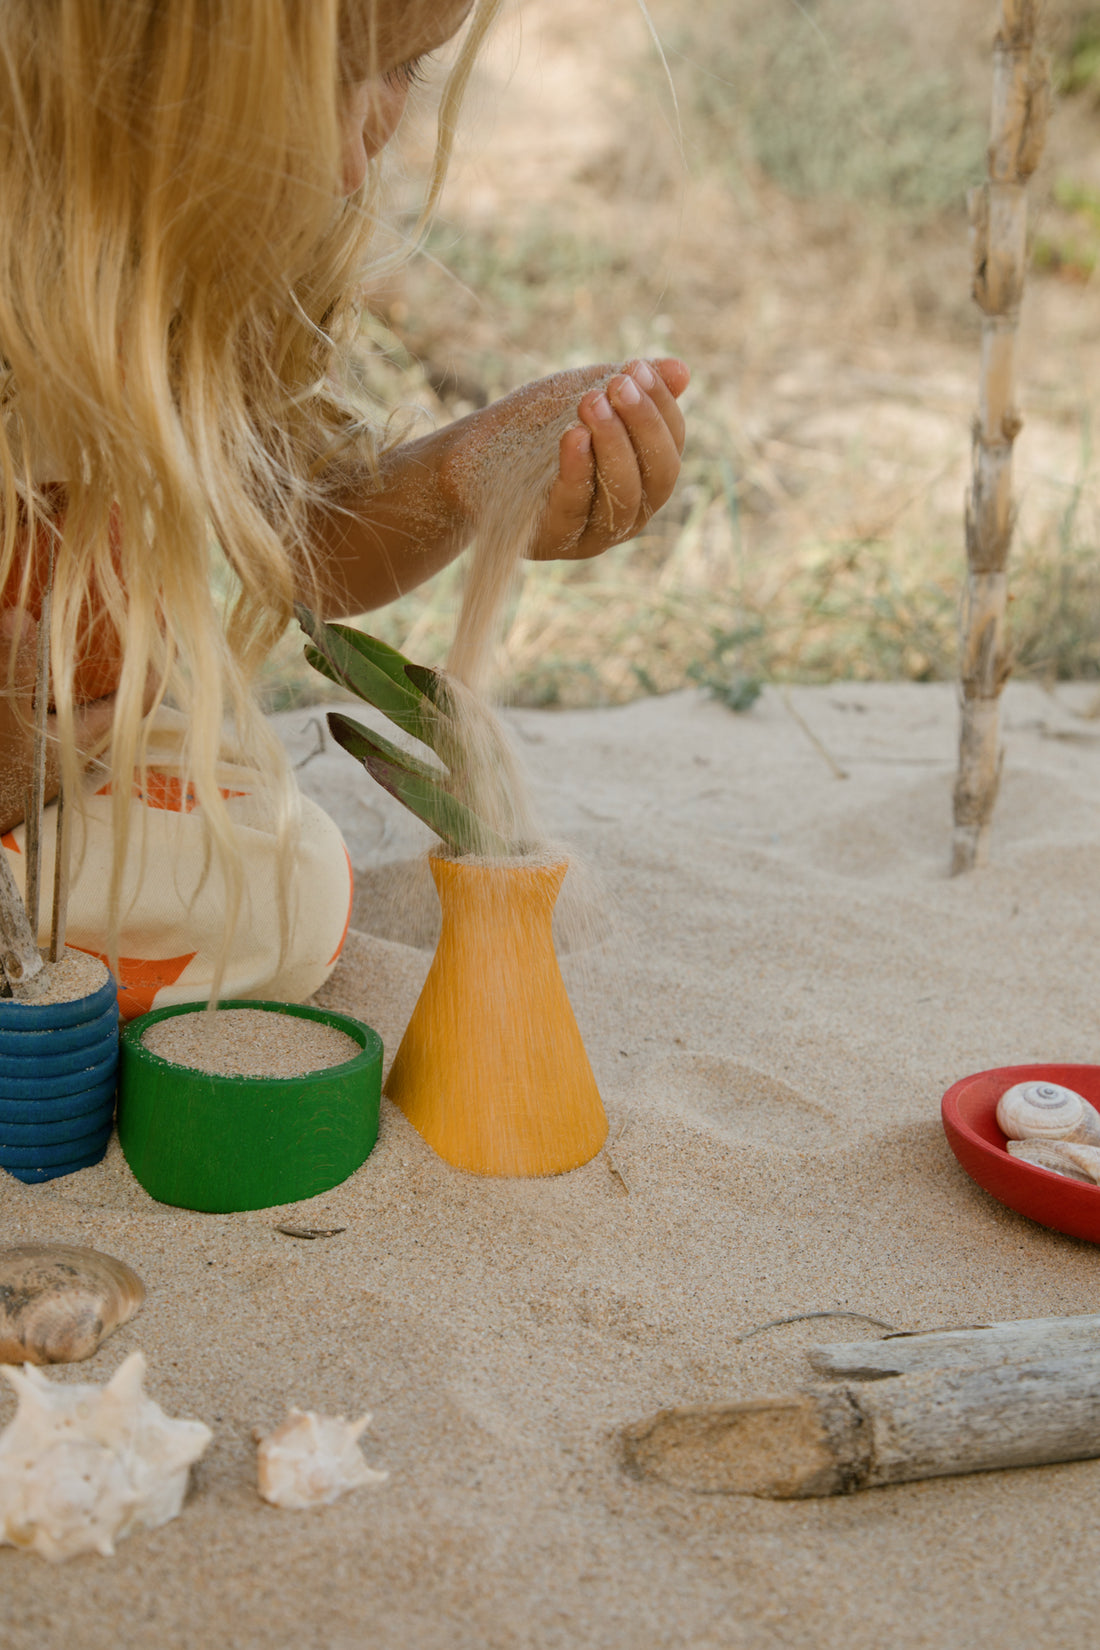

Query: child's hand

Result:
[435,358,689,561]
[530,358,689,560]
[315,359,689,612]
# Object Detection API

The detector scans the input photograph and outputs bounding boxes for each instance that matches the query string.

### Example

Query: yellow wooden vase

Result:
[384,854,608,1176]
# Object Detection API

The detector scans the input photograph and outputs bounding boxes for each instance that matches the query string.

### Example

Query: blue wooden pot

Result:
[0,970,119,1183]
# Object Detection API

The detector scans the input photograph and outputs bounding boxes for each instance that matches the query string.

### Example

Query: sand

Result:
[142,1008,361,1079]
[4,680,1100,1646]
[7,948,107,1006]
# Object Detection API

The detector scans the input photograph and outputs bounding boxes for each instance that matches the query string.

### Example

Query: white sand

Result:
[4,682,1100,1647]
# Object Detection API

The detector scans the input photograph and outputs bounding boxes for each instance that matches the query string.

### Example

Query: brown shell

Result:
[0,1243,145,1365]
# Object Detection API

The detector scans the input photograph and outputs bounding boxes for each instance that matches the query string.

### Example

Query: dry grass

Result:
[262,0,1100,714]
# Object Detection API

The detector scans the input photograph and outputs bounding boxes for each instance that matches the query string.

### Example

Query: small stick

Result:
[48,782,70,962]
[733,1311,897,1345]
[607,1117,633,1196]
[781,690,848,781]
[24,562,52,941]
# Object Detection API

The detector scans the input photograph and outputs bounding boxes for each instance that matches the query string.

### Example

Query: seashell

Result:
[995,1081,1100,1146]
[0,1350,211,1562]
[0,1243,145,1366]
[256,1407,388,1510]
[1008,1139,1100,1184]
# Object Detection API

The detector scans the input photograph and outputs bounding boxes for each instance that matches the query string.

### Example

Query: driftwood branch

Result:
[952,0,1050,874]
[622,1351,1100,1499]
[0,849,43,989]
[807,1313,1100,1379]
[622,1312,1100,1499]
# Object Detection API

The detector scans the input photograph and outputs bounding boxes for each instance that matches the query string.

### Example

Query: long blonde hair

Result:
[0,0,499,986]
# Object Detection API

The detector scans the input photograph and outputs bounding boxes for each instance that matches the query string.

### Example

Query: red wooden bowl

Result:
[942,1063,1100,1243]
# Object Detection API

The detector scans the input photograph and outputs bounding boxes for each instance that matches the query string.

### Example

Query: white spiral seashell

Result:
[996,1081,1100,1145]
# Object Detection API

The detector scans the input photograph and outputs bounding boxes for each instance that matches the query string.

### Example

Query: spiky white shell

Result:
[0,1351,211,1562]
[256,1407,387,1510]
[996,1081,1100,1145]
[1008,1139,1100,1184]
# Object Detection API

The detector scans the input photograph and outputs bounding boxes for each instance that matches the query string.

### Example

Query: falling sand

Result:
[446,372,615,699]
[393,376,621,963]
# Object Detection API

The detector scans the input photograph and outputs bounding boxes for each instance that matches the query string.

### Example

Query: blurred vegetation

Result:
[671,0,986,215]
[1054,3,1100,98]
[257,0,1100,717]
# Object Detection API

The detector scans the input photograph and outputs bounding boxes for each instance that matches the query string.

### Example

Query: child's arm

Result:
[312,358,689,615]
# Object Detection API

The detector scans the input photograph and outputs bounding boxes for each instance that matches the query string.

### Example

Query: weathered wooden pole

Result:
[621,1316,1100,1499]
[951,0,1050,874]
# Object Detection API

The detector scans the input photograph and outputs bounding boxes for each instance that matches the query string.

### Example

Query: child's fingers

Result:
[538,424,598,554]
[652,357,691,401]
[607,369,684,515]
[626,359,687,456]
[577,386,645,547]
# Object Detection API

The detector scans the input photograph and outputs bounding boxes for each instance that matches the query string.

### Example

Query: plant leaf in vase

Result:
[297,609,513,859]
[326,713,510,859]
[295,604,444,750]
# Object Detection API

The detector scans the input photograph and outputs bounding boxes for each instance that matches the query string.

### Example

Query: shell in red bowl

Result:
[942,1063,1100,1243]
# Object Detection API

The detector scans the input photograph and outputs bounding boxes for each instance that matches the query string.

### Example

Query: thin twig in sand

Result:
[48,784,70,963]
[607,1116,633,1196]
[293,716,327,770]
[781,689,849,780]
[732,1310,898,1344]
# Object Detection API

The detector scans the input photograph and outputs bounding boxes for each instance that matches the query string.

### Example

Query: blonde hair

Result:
[0,0,500,988]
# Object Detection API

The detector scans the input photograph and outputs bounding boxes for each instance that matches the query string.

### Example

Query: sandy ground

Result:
[4,684,1100,1646]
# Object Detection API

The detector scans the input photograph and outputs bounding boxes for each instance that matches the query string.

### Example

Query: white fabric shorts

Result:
[1,713,353,1020]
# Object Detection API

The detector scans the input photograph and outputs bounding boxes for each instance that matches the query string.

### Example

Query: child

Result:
[0,0,688,1016]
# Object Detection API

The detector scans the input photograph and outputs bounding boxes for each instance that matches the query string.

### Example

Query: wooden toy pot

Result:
[0,968,119,1184]
[385,854,608,1177]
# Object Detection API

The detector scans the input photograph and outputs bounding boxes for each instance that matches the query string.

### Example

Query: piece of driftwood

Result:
[952,0,1050,873]
[0,846,43,988]
[808,1313,1100,1380]
[622,1348,1100,1498]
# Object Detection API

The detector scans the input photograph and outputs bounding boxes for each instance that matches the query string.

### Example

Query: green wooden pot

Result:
[117,1000,382,1213]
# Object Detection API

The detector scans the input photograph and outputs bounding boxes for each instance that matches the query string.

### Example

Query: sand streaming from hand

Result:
[446,379,610,698]
[142,1007,360,1078]
[429,373,617,857]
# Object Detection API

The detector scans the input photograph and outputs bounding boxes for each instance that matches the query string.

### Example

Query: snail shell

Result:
[995,1081,1100,1146]
[0,1243,145,1366]
[1008,1139,1100,1184]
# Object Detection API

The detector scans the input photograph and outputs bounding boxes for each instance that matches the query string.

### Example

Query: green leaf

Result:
[327,712,510,858]
[296,606,442,749]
